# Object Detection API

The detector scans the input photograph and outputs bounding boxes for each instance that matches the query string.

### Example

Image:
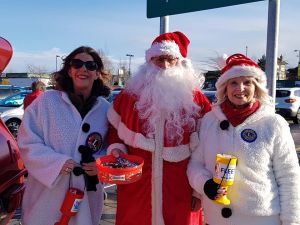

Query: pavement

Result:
[100,185,117,225]
[8,185,117,225]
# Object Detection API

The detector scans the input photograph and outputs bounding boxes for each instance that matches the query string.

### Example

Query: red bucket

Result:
[96,155,144,184]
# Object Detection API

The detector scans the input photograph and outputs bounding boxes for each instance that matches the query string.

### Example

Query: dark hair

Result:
[31,81,37,91]
[55,46,110,97]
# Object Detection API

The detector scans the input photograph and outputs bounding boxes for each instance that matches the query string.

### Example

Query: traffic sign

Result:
[147,0,265,18]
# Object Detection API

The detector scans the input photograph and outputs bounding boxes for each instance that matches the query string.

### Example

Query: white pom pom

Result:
[215,53,228,69]
[181,58,192,68]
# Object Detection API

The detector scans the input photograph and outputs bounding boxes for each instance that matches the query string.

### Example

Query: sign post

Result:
[147,0,265,18]
[160,16,169,34]
[265,0,280,103]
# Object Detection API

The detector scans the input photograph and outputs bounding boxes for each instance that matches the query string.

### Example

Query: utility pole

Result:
[55,55,60,72]
[126,54,134,77]
[295,50,300,78]
[265,0,280,104]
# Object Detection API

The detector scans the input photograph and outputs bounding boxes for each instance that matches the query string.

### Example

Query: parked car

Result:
[203,90,217,103]
[0,85,26,100]
[107,89,122,103]
[0,118,27,225]
[0,91,31,138]
[275,87,300,124]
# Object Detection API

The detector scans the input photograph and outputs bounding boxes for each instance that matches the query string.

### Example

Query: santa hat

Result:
[145,31,190,62]
[215,53,267,89]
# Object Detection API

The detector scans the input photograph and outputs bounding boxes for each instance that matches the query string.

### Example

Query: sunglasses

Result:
[70,59,98,71]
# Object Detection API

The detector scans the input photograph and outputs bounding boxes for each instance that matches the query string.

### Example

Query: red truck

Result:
[0,119,27,225]
[0,36,27,225]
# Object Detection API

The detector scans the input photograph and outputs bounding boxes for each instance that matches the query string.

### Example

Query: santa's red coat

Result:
[107,89,211,225]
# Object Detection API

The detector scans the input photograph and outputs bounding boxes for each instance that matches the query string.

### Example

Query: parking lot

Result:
[8,185,117,225]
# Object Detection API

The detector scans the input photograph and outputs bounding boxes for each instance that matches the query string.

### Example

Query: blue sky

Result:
[1,0,299,74]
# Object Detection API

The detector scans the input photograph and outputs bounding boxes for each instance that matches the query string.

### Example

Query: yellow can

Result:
[213,154,237,186]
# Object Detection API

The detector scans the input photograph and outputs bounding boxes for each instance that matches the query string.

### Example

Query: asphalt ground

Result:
[99,184,117,225]
[8,185,117,225]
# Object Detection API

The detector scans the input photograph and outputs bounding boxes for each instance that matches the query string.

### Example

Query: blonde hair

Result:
[215,77,272,106]
[35,81,46,91]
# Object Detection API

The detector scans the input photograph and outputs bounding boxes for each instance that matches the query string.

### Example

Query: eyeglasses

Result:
[70,59,98,71]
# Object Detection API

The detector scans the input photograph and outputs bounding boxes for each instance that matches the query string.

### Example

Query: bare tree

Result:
[97,49,114,73]
[97,49,117,87]
[27,64,47,74]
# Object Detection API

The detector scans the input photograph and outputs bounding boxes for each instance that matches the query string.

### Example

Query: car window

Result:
[203,91,216,103]
[205,94,216,103]
[107,91,121,103]
[0,89,13,99]
[12,88,22,93]
[276,90,290,97]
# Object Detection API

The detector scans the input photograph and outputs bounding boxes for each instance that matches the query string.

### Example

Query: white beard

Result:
[125,61,203,143]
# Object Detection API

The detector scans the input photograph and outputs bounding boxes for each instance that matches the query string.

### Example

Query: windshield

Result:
[276,90,291,98]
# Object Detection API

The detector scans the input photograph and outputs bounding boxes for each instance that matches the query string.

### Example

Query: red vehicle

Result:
[0,36,27,225]
[0,119,27,225]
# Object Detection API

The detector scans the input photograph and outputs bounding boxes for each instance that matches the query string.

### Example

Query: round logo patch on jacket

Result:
[86,132,103,152]
[241,129,257,143]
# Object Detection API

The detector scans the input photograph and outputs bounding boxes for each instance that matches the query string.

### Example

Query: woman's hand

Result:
[204,179,227,200]
[82,162,98,176]
[191,196,202,211]
[60,159,77,175]
[215,186,227,200]
[111,148,124,158]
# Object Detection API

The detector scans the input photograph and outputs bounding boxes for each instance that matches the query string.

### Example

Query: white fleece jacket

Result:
[187,104,300,225]
[17,90,110,225]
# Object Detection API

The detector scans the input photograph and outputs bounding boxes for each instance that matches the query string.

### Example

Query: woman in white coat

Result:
[17,46,111,225]
[187,53,300,225]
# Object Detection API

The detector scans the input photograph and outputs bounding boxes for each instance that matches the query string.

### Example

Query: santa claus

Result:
[107,31,212,225]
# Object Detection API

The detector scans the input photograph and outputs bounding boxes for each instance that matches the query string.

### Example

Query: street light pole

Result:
[294,50,300,64]
[295,50,300,79]
[55,55,60,72]
[126,54,134,77]
[245,46,248,57]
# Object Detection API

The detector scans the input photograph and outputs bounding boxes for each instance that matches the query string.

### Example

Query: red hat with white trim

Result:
[145,31,190,62]
[215,53,267,89]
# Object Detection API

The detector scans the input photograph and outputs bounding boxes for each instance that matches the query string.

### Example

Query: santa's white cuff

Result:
[107,143,128,155]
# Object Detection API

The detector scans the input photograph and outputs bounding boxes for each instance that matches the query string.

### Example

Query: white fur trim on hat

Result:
[215,65,267,89]
[145,40,182,62]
